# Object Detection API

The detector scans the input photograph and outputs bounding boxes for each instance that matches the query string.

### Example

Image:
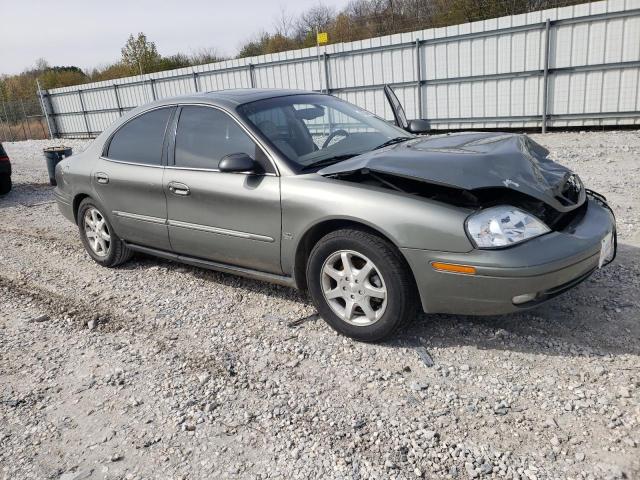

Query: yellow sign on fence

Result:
[317,32,328,44]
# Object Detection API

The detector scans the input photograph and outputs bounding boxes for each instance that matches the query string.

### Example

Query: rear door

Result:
[94,106,175,251]
[164,105,282,274]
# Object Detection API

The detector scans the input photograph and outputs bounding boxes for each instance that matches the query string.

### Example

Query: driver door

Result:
[164,105,282,274]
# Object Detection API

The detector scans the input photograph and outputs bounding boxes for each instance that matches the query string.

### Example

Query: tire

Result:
[306,228,418,342]
[0,174,11,195]
[77,198,132,267]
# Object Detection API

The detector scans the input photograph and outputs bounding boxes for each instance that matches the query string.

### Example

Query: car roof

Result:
[152,88,319,109]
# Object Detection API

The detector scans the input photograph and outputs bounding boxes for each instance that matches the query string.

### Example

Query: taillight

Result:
[0,155,9,162]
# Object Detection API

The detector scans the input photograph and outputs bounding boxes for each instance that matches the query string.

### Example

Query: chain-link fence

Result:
[0,96,50,142]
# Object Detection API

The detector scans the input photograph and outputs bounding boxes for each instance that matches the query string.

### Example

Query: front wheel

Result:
[306,229,418,342]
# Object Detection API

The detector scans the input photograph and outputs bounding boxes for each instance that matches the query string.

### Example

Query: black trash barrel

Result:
[43,146,73,186]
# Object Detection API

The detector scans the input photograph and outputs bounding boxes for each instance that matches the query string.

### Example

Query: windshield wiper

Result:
[300,154,360,172]
[373,136,412,150]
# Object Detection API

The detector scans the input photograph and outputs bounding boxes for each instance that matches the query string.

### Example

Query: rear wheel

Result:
[78,198,132,267]
[306,228,418,342]
[0,174,11,195]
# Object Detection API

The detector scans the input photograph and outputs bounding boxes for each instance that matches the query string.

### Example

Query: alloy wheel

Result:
[320,250,388,326]
[83,207,111,257]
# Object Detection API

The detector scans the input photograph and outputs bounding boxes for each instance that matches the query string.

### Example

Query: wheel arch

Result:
[72,192,92,224]
[293,218,413,291]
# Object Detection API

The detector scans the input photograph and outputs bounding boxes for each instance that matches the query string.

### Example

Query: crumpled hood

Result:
[319,132,584,212]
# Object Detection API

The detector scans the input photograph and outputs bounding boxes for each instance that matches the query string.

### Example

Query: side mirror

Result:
[407,119,430,134]
[219,153,257,173]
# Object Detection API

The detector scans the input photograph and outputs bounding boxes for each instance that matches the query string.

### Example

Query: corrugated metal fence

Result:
[41,0,640,138]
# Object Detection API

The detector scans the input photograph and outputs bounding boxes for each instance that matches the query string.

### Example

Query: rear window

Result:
[0,143,6,158]
[107,107,173,165]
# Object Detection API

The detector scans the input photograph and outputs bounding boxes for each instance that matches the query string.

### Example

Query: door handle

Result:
[96,172,109,184]
[168,182,190,196]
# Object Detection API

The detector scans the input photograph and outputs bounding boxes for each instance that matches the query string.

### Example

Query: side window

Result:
[175,106,271,172]
[107,107,173,165]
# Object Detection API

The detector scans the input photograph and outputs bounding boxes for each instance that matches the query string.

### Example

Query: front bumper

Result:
[402,197,616,315]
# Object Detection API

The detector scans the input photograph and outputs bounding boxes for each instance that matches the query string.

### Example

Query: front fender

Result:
[280,175,473,275]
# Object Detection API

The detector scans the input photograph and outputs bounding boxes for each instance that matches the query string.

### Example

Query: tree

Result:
[121,33,161,75]
[156,54,191,71]
[295,5,335,41]
[39,66,88,90]
[34,58,50,72]
[265,34,296,54]
[332,13,356,43]
[190,47,224,65]
[274,6,294,37]
[87,63,132,82]
[237,32,270,58]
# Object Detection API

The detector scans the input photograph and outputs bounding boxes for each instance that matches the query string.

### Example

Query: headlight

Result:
[466,205,550,248]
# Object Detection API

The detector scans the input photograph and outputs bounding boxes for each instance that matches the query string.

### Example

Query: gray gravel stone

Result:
[1,133,639,479]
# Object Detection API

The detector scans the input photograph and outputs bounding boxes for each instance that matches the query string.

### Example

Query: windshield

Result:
[237,94,411,172]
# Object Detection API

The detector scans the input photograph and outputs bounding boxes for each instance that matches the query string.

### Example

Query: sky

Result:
[0,0,348,75]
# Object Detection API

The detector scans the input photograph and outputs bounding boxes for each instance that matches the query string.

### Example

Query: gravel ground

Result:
[1,132,639,480]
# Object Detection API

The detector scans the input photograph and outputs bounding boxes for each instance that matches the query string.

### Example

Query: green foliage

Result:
[238,33,271,58]
[156,54,192,71]
[87,63,132,82]
[0,63,88,101]
[40,67,88,90]
[265,34,298,54]
[1,34,227,101]
[121,32,161,75]
[190,48,226,65]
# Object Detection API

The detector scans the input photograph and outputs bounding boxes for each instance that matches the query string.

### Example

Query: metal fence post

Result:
[78,90,91,137]
[150,79,157,101]
[542,18,551,133]
[0,109,6,141]
[416,39,423,119]
[6,99,25,139]
[113,84,123,116]
[37,117,46,139]
[14,102,27,140]
[192,72,199,92]
[249,64,255,88]
[1,96,14,141]
[323,53,331,94]
[36,79,54,139]
[20,99,33,139]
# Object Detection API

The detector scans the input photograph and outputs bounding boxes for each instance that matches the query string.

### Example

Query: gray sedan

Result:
[54,88,616,341]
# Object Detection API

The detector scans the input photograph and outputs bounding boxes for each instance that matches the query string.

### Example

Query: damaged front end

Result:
[319,132,597,239]
[325,167,590,234]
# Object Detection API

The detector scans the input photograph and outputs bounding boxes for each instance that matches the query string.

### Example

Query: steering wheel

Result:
[322,129,350,149]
